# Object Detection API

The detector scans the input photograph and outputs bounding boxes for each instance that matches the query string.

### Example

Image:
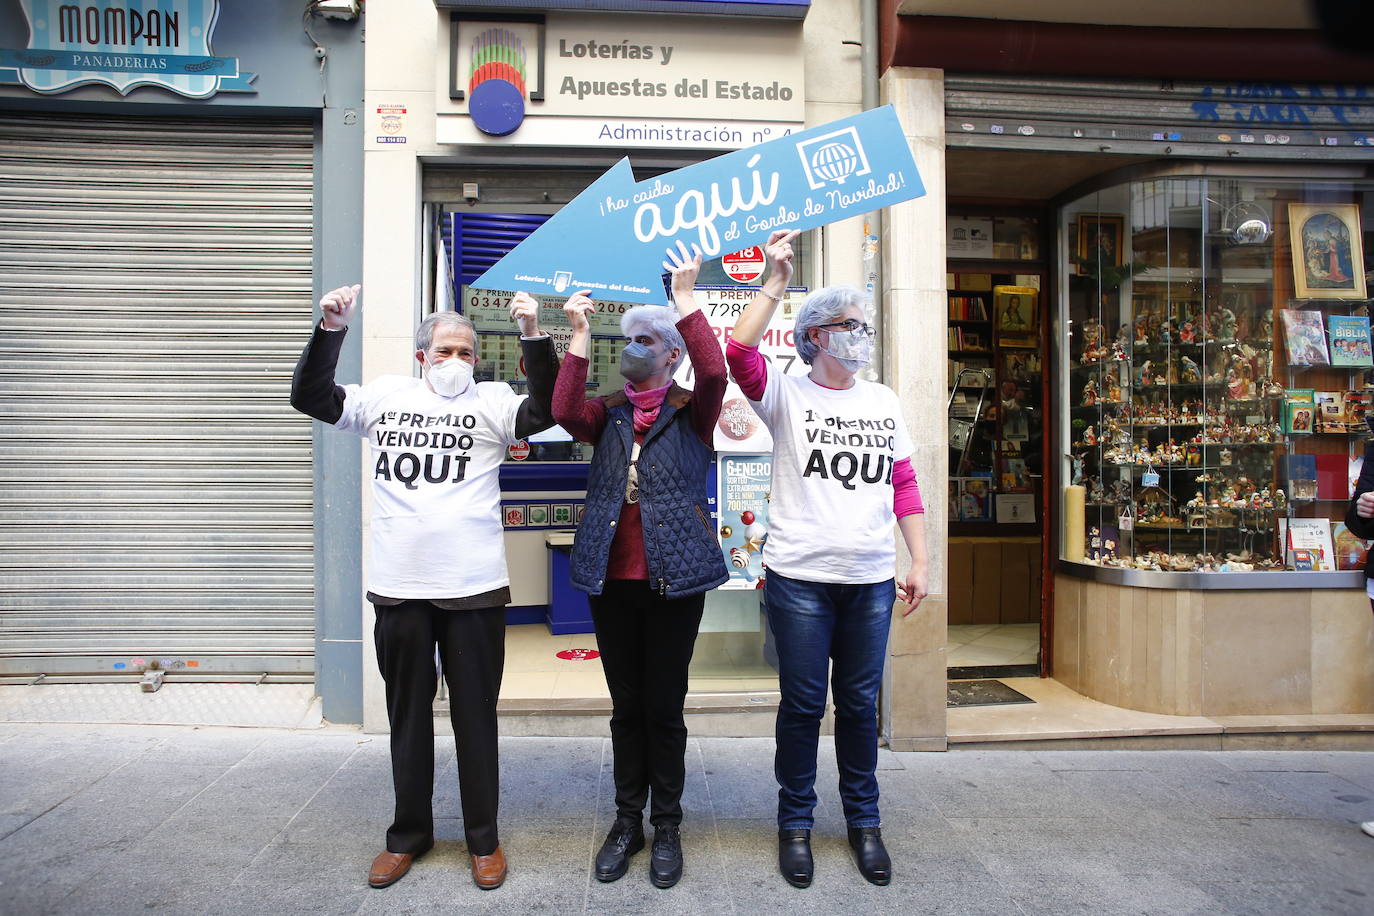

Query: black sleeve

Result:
[513,336,560,440]
[290,322,348,425]
[1345,439,1374,540]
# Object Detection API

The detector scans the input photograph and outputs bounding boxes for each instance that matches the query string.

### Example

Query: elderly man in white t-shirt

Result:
[291,283,558,892]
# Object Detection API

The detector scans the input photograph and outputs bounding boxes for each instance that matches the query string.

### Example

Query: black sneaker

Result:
[594,818,644,882]
[649,824,683,888]
[847,826,891,886]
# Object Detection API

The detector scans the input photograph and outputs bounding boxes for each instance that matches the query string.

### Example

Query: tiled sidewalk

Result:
[4,723,1374,914]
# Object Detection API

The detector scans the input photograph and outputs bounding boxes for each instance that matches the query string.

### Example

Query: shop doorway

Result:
[941,148,1162,708]
[944,217,1048,691]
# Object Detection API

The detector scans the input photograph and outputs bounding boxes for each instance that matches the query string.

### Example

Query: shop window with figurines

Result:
[1060,175,1374,577]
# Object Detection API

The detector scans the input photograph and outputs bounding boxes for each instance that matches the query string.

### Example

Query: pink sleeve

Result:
[725,338,768,400]
[893,457,925,518]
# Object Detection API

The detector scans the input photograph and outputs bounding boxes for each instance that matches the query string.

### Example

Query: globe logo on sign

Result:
[809,142,859,184]
[796,126,873,190]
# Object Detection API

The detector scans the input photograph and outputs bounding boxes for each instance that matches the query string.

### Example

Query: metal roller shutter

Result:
[0,112,316,679]
[944,75,1374,159]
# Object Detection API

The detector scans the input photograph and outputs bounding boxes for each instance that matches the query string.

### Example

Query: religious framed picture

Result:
[1288,203,1367,300]
[1075,214,1124,275]
[994,285,1038,348]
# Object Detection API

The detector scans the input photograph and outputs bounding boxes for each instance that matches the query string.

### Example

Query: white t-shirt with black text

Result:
[748,362,914,584]
[335,376,522,599]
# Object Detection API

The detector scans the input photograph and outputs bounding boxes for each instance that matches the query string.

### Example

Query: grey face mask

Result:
[619,341,664,383]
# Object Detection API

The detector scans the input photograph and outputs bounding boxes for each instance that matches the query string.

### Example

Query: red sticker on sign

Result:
[508,441,531,461]
[722,246,765,283]
[556,648,600,661]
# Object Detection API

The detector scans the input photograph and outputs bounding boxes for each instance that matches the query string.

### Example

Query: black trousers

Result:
[588,581,706,827]
[373,601,505,857]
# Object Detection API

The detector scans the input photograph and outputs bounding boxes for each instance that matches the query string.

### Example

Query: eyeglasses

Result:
[818,319,876,339]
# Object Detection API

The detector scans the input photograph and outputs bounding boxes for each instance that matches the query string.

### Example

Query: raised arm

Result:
[664,241,704,321]
[725,231,797,399]
[552,290,609,443]
[663,242,726,441]
[290,283,359,424]
[509,291,560,439]
[731,229,798,347]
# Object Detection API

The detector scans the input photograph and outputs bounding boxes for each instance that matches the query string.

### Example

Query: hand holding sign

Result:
[562,290,595,333]
[509,291,542,337]
[763,229,800,287]
[320,284,361,330]
[664,241,703,300]
[562,289,596,361]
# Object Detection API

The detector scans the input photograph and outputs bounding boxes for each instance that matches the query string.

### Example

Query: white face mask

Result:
[425,356,474,397]
[822,328,874,371]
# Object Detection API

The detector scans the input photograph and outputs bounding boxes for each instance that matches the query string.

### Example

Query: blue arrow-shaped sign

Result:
[472,105,924,303]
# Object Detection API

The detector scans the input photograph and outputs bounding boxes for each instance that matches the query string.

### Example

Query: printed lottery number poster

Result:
[717,454,773,589]
[673,286,809,453]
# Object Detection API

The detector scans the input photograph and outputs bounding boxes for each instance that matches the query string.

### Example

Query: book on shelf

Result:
[1283,517,1335,571]
[1315,390,1346,432]
[947,327,988,351]
[1328,314,1373,367]
[1345,390,1373,431]
[955,473,993,521]
[1316,453,1351,500]
[947,296,989,321]
[1280,309,1330,366]
[1282,453,1318,499]
[1283,389,1315,435]
[1333,522,1371,570]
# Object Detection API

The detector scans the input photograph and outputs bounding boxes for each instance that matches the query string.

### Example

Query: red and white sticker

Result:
[556,648,600,661]
[722,246,765,283]
[508,441,531,461]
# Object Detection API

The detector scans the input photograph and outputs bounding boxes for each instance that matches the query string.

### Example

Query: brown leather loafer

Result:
[470,845,508,890]
[368,850,416,889]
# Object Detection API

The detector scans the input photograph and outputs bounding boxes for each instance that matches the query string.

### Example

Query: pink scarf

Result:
[624,381,671,433]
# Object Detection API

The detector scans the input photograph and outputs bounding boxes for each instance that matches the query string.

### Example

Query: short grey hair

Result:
[621,305,687,373]
[794,285,869,365]
[416,311,476,352]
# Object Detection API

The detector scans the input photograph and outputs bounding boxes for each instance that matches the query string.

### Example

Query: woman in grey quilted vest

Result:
[552,244,729,889]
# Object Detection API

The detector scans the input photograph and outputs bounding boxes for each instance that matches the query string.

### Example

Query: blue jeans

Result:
[765,570,894,830]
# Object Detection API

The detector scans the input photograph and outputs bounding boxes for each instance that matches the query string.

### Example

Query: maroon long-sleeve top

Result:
[554,309,727,580]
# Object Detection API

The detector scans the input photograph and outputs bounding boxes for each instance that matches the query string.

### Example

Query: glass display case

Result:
[1060,175,1373,576]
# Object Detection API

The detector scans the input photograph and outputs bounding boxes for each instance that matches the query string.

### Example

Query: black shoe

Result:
[778,828,813,888]
[594,818,644,882]
[649,824,683,888]
[847,826,891,886]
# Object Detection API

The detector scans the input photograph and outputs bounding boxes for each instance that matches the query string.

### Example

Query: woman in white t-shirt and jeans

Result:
[725,229,929,890]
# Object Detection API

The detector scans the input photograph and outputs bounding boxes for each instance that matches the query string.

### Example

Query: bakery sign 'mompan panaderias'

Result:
[0,0,254,98]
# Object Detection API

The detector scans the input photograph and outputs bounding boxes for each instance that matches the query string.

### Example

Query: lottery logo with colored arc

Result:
[469,27,528,137]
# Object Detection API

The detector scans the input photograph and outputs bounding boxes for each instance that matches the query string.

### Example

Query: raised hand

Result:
[320,284,360,330]
[562,289,595,333]
[663,240,703,298]
[763,229,800,286]
[509,291,542,337]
